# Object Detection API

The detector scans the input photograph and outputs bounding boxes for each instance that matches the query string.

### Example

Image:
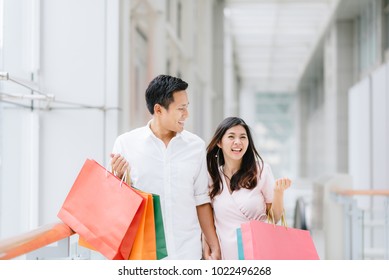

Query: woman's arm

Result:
[267,178,291,224]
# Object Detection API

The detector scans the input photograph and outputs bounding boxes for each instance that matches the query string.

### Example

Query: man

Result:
[111,74,220,260]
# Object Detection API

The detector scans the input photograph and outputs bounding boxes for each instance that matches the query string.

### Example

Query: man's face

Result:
[160,90,189,133]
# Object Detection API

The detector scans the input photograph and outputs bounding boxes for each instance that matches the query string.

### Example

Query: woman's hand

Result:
[269,178,292,224]
[274,177,291,193]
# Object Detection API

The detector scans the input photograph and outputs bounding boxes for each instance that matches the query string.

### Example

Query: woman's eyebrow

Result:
[227,132,247,135]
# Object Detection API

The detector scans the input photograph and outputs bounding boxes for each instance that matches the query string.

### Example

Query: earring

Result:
[215,147,220,158]
[215,148,222,167]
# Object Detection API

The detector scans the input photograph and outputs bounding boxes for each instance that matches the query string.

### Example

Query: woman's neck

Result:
[223,159,241,177]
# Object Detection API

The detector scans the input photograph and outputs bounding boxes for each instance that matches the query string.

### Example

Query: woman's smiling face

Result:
[218,125,249,162]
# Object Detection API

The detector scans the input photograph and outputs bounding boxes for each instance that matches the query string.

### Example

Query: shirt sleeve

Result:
[112,136,122,155]
[193,146,211,206]
[261,163,275,203]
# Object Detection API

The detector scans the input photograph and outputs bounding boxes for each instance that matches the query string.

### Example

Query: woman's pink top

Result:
[211,163,275,259]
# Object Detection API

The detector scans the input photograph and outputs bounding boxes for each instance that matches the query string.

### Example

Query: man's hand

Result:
[110,153,129,179]
[197,204,221,260]
[207,244,221,260]
[202,234,221,260]
[202,234,211,259]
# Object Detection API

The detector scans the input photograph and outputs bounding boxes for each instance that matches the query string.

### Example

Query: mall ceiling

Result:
[224,0,338,93]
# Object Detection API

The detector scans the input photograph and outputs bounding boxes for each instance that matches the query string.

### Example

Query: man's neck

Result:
[149,119,176,147]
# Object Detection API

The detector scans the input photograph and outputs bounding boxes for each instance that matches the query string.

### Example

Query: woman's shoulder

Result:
[256,161,274,182]
[262,162,272,172]
[256,161,271,171]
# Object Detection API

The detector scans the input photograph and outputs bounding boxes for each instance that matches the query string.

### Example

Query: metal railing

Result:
[0,222,74,260]
[331,188,389,259]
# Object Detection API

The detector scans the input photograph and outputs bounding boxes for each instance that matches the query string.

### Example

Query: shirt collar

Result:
[145,119,154,137]
[146,119,184,141]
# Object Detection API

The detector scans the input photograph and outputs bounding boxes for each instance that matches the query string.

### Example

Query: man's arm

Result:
[196,203,221,260]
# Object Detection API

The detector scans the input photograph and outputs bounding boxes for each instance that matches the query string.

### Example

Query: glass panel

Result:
[359,0,379,75]
[383,0,389,51]
[177,1,182,39]
[254,92,295,177]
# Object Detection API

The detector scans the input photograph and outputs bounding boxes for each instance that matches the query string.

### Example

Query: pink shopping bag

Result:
[240,220,319,260]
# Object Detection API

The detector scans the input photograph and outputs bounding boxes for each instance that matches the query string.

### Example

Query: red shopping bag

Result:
[58,159,145,260]
[240,220,319,260]
[78,189,161,260]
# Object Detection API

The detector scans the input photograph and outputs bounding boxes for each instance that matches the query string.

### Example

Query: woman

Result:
[204,117,291,260]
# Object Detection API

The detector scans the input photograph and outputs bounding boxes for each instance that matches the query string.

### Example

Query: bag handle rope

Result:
[267,207,288,228]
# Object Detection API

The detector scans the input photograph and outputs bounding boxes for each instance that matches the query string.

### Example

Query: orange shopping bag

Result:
[58,159,145,260]
[128,189,157,260]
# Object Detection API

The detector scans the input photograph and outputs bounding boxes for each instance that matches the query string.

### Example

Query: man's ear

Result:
[154,104,162,115]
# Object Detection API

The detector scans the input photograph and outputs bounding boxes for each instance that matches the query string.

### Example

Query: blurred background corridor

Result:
[0,0,388,260]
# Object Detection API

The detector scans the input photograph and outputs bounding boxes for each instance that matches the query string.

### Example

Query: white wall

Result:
[371,64,388,191]
[348,76,371,209]
[1,0,43,237]
[38,0,117,225]
[370,64,388,250]
[349,62,389,192]
[348,61,389,256]
[0,0,121,238]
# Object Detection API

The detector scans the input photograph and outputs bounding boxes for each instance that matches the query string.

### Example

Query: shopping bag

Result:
[79,196,166,260]
[128,189,157,260]
[240,219,319,260]
[57,159,145,260]
[153,194,168,259]
[236,228,245,260]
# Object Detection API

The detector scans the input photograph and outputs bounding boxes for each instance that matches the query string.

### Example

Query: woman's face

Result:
[218,125,249,162]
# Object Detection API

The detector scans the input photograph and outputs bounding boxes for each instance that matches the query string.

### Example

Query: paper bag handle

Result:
[106,163,132,188]
[267,207,288,228]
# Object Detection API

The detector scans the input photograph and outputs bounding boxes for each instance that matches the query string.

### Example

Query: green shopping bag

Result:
[152,194,168,259]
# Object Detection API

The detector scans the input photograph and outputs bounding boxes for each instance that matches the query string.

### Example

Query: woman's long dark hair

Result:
[206,117,264,200]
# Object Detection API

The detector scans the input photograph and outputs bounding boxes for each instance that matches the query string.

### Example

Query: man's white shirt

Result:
[112,121,210,259]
